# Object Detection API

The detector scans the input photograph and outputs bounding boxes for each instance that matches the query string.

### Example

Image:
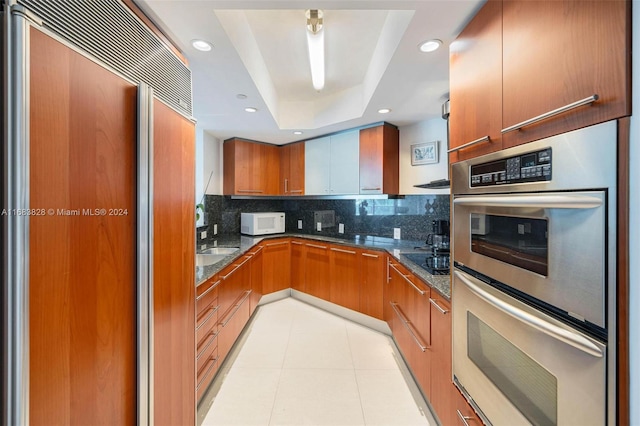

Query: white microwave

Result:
[240,212,286,236]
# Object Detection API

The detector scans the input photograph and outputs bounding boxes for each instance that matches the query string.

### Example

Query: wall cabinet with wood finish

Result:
[223,138,280,195]
[501,0,631,148]
[359,124,400,195]
[448,0,503,162]
[280,142,305,195]
[449,0,631,161]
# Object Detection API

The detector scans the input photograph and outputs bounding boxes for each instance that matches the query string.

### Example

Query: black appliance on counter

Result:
[408,219,451,275]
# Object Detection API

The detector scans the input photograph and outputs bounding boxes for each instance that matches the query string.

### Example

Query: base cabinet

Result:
[290,240,306,291]
[262,239,291,293]
[304,242,331,300]
[195,277,221,402]
[217,290,251,366]
[429,293,454,425]
[360,251,385,320]
[329,246,361,311]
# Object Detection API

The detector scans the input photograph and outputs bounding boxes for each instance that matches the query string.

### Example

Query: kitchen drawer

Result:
[217,290,252,365]
[196,352,220,402]
[197,277,220,315]
[196,328,219,374]
[196,301,219,346]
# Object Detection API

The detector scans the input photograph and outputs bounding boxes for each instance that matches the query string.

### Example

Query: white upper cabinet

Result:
[304,131,360,195]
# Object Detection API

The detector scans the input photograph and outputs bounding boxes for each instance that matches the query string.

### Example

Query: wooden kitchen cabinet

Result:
[304,241,331,300]
[329,245,361,312]
[248,245,264,315]
[196,276,221,402]
[262,239,291,294]
[387,260,432,395]
[451,386,483,426]
[217,289,251,371]
[501,0,631,148]
[448,0,502,163]
[360,250,385,320]
[280,142,305,195]
[429,292,453,425]
[223,138,280,195]
[359,124,399,195]
[290,239,306,291]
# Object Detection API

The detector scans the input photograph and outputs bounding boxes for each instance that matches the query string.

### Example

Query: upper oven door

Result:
[453,190,606,329]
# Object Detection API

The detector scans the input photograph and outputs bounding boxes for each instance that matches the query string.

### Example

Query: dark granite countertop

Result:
[195,233,451,300]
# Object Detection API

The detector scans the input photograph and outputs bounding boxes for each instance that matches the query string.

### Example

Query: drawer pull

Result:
[237,189,263,193]
[361,253,379,258]
[390,302,427,352]
[501,94,599,134]
[197,329,220,358]
[248,246,263,256]
[456,410,474,426]
[284,178,288,193]
[447,136,490,153]
[197,356,220,389]
[219,290,252,327]
[429,298,449,314]
[220,257,250,279]
[305,243,327,250]
[196,305,220,330]
[291,241,303,245]
[361,187,381,191]
[330,247,356,255]
[289,190,304,193]
[265,241,288,247]
[196,279,221,301]
[389,263,425,296]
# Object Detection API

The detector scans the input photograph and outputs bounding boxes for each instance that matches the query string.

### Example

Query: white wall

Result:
[628,2,638,423]
[398,118,450,195]
[195,128,223,226]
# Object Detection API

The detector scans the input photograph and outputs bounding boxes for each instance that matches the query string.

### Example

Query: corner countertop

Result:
[196,233,451,300]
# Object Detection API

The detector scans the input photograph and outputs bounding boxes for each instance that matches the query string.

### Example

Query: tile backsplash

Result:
[199,194,450,244]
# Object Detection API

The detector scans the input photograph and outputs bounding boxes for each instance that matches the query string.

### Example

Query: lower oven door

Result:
[452,269,606,426]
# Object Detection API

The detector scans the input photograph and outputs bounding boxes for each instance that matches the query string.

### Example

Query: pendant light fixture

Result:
[306,9,325,91]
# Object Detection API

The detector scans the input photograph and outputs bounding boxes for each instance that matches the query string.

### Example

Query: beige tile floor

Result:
[199,297,433,426]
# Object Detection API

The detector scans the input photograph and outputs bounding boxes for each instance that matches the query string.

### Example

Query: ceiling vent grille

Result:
[18,0,193,116]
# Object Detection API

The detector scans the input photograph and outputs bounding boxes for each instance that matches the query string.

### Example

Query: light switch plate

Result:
[213,224,218,235]
[298,220,303,229]
[316,222,322,232]
[393,228,401,239]
[338,223,344,234]
[200,230,207,239]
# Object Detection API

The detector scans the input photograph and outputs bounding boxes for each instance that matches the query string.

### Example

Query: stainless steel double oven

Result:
[451,121,617,425]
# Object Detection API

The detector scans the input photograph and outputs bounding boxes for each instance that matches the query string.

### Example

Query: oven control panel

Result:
[470,148,552,187]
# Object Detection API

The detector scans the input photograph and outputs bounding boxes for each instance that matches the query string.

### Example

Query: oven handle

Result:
[453,194,603,209]
[454,270,604,358]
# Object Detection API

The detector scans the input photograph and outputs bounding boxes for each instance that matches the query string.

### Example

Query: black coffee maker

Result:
[426,219,450,250]
[425,219,450,273]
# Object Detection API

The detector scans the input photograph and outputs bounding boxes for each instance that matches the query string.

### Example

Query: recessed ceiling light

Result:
[236,94,247,100]
[293,131,303,135]
[191,39,212,52]
[378,108,392,114]
[244,107,258,113]
[419,39,442,53]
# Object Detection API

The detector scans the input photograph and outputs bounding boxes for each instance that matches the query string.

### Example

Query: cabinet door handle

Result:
[390,302,427,352]
[236,189,264,193]
[362,253,379,259]
[284,178,288,193]
[361,187,381,191]
[197,329,220,358]
[248,246,264,256]
[265,241,288,247]
[456,410,474,426]
[330,247,356,255]
[429,298,449,314]
[305,243,327,250]
[220,257,250,279]
[196,356,219,389]
[196,280,221,301]
[219,290,252,327]
[196,305,220,330]
[389,263,425,296]
[501,94,599,134]
[447,136,490,153]
[289,190,303,194]
[291,241,303,245]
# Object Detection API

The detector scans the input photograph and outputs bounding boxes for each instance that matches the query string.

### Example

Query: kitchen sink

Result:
[196,254,227,266]
[200,247,239,255]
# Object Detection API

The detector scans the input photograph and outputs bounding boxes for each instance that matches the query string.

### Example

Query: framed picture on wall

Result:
[411,141,438,165]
